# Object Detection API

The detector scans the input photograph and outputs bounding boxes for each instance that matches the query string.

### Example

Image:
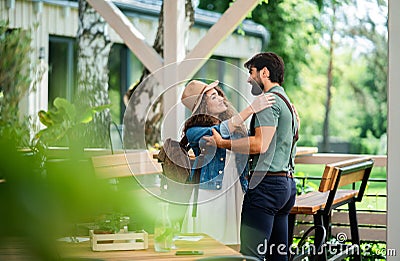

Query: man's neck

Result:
[263,82,280,92]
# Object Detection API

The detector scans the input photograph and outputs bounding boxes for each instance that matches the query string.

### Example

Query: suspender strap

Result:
[271,92,298,171]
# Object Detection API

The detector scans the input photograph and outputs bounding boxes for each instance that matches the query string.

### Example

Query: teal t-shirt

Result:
[251,86,298,173]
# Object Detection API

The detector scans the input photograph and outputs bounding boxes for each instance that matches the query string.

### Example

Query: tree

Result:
[321,0,338,152]
[293,0,387,154]
[76,0,112,147]
[198,0,323,91]
[319,0,387,152]
[0,21,43,147]
[124,0,194,149]
[346,0,388,140]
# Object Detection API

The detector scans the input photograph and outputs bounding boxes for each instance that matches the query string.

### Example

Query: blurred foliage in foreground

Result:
[0,136,157,259]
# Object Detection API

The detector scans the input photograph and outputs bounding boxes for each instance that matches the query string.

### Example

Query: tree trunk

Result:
[76,0,112,148]
[123,1,194,149]
[322,3,336,153]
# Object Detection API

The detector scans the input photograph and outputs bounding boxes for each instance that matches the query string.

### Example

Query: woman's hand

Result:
[250,93,275,113]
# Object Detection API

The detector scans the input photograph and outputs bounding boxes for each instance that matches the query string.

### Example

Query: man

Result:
[203,52,299,260]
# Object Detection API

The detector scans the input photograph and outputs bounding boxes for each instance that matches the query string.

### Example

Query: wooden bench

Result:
[289,157,374,261]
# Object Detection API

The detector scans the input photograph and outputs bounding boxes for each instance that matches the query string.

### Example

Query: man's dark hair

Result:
[244,52,285,85]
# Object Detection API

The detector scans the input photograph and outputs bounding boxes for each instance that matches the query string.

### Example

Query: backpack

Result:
[156,136,193,184]
[157,136,201,219]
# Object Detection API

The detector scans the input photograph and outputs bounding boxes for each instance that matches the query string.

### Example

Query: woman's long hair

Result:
[183,86,247,137]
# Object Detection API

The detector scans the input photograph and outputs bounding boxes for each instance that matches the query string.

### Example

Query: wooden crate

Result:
[89,230,148,251]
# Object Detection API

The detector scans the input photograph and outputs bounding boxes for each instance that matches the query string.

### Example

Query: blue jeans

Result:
[240,175,297,261]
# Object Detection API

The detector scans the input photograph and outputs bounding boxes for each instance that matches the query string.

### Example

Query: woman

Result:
[179,79,275,244]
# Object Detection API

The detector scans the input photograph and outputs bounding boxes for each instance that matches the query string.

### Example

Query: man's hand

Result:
[202,128,223,148]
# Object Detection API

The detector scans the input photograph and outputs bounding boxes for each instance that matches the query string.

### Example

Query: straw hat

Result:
[181,80,219,112]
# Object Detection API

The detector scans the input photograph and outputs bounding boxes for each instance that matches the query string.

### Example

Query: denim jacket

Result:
[186,120,249,191]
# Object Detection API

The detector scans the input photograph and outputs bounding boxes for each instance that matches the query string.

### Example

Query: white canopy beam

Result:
[179,0,259,81]
[86,0,163,75]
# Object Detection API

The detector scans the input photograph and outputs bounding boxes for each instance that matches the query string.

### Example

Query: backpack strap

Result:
[179,134,201,218]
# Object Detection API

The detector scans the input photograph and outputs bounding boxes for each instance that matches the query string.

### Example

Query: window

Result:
[108,44,143,124]
[48,36,77,106]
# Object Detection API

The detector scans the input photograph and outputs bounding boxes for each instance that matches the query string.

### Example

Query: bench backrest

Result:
[319,157,374,192]
[321,157,374,215]
[91,150,162,179]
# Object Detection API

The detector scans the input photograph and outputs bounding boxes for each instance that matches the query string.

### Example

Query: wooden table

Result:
[58,233,241,260]
[295,146,318,157]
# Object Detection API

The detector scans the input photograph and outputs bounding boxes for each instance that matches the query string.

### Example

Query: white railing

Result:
[295,152,387,167]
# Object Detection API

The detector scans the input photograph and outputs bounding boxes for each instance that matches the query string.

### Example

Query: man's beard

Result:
[250,77,264,96]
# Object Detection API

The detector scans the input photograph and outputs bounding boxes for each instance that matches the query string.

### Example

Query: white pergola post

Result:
[162,0,187,140]
[387,0,400,256]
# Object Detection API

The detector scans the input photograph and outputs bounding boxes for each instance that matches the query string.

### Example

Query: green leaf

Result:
[38,110,54,127]
[53,97,76,120]
[78,110,93,124]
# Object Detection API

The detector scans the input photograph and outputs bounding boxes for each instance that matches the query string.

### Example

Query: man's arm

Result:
[205,126,276,155]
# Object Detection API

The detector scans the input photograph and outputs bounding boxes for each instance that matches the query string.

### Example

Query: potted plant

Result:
[93,212,130,234]
[91,213,130,244]
[35,97,111,158]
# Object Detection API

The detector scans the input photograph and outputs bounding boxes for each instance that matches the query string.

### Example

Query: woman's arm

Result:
[205,126,276,154]
[227,93,275,132]
[187,94,275,143]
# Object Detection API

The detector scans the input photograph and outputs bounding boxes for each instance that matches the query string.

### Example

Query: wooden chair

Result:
[289,157,374,261]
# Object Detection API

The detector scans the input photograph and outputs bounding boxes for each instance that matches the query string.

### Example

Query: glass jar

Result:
[154,202,173,252]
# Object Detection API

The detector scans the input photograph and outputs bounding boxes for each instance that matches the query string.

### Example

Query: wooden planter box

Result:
[89,230,148,251]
